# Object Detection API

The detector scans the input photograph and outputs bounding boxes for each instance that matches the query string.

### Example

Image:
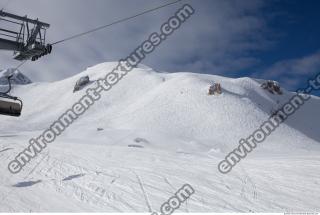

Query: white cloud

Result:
[259,51,320,89]
[0,0,272,82]
[264,51,320,77]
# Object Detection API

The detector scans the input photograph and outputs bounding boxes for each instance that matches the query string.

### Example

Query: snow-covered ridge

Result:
[2,62,319,146]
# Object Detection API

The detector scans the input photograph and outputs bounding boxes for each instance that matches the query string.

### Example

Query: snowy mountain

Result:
[0,68,32,85]
[0,62,319,212]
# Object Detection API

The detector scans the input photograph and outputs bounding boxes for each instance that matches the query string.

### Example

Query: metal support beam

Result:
[27,24,41,45]
[0,10,50,28]
[0,10,51,61]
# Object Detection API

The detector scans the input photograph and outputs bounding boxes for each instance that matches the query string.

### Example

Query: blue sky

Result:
[252,0,320,94]
[0,0,319,95]
[263,0,320,61]
[231,0,320,95]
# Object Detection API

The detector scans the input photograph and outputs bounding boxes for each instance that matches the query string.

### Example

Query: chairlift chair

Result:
[0,10,52,61]
[0,75,22,117]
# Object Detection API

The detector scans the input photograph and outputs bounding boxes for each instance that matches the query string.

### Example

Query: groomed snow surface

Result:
[0,62,319,212]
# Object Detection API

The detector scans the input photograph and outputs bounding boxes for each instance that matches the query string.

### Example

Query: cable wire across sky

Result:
[51,0,184,45]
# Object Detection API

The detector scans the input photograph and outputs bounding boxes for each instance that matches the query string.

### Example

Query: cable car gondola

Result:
[0,74,22,117]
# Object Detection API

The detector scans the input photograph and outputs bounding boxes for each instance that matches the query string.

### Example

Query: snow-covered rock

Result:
[73,75,91,92]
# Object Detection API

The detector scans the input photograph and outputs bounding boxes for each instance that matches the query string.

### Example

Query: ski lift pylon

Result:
[0,10,52,61]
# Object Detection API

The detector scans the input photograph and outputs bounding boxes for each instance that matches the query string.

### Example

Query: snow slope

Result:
[0,62,319,212]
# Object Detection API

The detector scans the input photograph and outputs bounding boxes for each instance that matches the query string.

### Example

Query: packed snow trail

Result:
[0,62,319,212]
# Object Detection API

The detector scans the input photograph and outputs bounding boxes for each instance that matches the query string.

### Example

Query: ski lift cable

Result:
[2,60,27,77]
[15,59,27,70]
[5,59,27,80]
[51,0,184,46]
